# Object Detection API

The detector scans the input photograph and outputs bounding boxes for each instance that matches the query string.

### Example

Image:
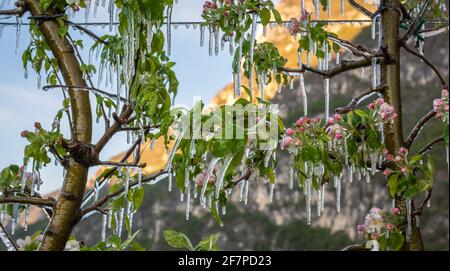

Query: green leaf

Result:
[387,173,399,198]
[163,229,194,251]
[197,234,221,251]
[260,8,271,26]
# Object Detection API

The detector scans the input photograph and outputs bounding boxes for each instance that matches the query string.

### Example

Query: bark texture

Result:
[381,0,424,251]
[25,0,93,251]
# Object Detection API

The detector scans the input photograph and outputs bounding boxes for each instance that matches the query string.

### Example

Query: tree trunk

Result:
[381,0,424,251]
[26,0,92,251]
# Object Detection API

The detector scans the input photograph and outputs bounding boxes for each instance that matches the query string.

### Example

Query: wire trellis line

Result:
[0,19,449,27]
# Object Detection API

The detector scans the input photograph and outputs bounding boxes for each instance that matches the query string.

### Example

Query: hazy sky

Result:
[0,0,271,193]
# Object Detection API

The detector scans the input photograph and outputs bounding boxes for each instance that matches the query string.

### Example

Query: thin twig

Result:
[348,0,374,18]
[405,110,436,148]
[401,42,448,89]
[81,170,168,217]
[0,222,19,251]
[418,137,445,155]
[65,19,107,44]
[43,84,127,102]
[335,85,388,114]
[0,195,55,207]
[412,189,432,216]
[279,57,380,79]
[98,161,146,168]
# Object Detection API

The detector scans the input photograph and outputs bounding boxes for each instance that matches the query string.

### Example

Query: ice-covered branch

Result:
[0,222,18,251]
[65,20,107,44]
[280,57,382,79]
[400,42,448,89]
[335,85,388,114]
[348,0,373,18]
[81,137,142,207]
[412,190,432,216]
[418,136,445,155]
[97,161,147,168]
[81,170,168,217]
[43,85,127,102]
[0,195,55,207]
[405,109,436,148]
[95,105,134,153]
[326,35,375,58]
[0,0,27,16]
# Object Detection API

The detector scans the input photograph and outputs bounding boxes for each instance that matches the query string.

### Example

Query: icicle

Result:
[370,152,378,175]
[321,184,326,211]
[260,73,266,100]
[341,0,345,16]
[165,128,185,171]
[289,76,294,90]
[348,165,354,183]
[243,180,249,205]
[390,198,396,209]
[37,73,42,90]
[15,16,21,55]
[214,26,220,56]
[124,168,130,197]
[93,0,100,17]
[101,213,107,242]
[117,208,125,237]
[361,67,365,78]
[20,164,27,192]
[426,197,431,208]
[299,74,307,116]
[406,199,412,241]
[327,0,331,18]
[335,175,341,213]
[208,26,213,56]
[166,6,173,56]
[371,58,377,89]
[138,167,142,187]
[185,182,191,221]
[371,15,377,40]
[236,30,243,97]
[324,78,330,118]
[365,170,371,183]
[306,178,312,225]
[221,206,227,215]
[377,14,383,50]
[201,157,221,203]
[200,25,205,47]
[415,215,420,228]
[168,169,173,192]
[229,39,234,56]
[215,155,234,199]
[335,51,340,65]
[248,13,258,87]
[239,180,245,202]
[23,205,29,232]
[107,211,112,229]
[269,183,275,203]
[85,0,92,23]
[314,0,319,18]
[289,167,294,189]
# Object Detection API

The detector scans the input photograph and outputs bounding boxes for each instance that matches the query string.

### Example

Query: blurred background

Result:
[0,0,448,250]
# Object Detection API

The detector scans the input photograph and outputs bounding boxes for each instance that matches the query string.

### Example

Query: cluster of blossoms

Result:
[368,98,398,123]
[326,113,345,140]
[280,116,322,151]
[203,0,218,13]
[194,168,218,187]
[433,88,449,124]
[288,9,309,35]
[383,147,410,176]
[357,207,402,251]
